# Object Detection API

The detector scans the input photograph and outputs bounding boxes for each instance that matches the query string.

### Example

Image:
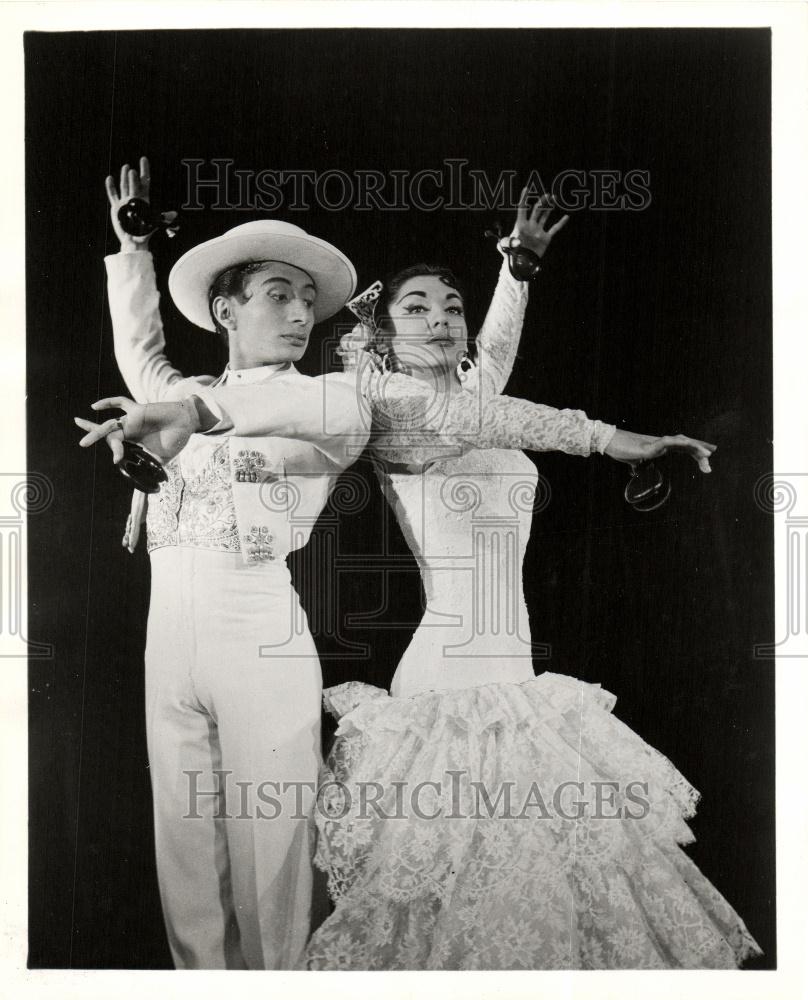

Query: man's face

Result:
[220,261,317,366]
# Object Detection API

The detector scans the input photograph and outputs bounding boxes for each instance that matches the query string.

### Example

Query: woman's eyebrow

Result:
[395,290,426,303]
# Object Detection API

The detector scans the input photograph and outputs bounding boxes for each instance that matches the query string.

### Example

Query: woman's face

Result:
[384,274,468,376]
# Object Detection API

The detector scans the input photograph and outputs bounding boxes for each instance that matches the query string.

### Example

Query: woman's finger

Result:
[120,163,130,201]
[529,193,552,224]
[128,167,139,198]
[547,214,570,236]
[91,396,135,414]
[660,434,717,455]
[516,186,529,226]
[652,434,715,471]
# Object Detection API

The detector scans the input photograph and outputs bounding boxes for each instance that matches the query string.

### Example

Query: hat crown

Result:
[168,218,356,330]
[222,219,309,240]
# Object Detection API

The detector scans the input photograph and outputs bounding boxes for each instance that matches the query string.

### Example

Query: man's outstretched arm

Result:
[75,369,372,472]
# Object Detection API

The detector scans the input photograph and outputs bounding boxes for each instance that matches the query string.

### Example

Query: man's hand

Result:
[105,156,176,253]
[605,429,717,473]
[510,185,570,259]
[74,395,211,465]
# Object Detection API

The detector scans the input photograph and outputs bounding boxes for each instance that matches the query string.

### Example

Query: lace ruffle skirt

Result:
[305,672,761,970]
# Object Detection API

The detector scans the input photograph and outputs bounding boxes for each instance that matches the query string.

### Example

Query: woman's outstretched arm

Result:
[370,380,714,471]
[442,393,715,470]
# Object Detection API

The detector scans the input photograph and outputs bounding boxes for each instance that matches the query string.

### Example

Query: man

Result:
[79,159,369,970]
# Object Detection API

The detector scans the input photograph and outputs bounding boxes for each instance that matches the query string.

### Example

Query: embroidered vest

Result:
[145,436,334,565]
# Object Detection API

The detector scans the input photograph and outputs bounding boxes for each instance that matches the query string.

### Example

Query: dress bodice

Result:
[382,447,537,610]
[378,445,541,697]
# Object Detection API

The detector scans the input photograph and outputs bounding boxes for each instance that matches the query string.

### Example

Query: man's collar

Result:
[216,361,296,386]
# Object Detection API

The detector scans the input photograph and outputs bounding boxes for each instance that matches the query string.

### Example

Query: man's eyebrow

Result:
[260,276,317,292]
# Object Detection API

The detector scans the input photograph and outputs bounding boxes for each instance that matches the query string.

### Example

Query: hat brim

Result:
[168,230,357,331]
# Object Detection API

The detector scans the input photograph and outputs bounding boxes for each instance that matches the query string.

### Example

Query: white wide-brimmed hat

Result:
[168,220,357,330]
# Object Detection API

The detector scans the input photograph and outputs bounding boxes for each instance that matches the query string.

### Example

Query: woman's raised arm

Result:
[475,186,569,395]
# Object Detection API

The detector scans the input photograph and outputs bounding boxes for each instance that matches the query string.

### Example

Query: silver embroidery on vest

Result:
[243,524,276,563]
[146,442,240,553]
[234,449,267,483]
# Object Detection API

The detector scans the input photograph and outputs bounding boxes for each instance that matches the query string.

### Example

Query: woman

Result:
[299,201,761,970]
[77,195,759,970]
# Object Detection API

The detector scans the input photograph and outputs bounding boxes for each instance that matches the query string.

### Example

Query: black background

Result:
[26,29,774,969]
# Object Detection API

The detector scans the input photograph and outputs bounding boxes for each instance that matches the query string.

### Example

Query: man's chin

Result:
[262,343,308,364]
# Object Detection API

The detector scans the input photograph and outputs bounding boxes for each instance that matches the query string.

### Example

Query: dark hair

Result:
[378,263,465,322]
[207,260,274,340]
[373,264,466,373]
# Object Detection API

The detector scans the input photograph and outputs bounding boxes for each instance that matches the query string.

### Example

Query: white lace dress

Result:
[304,263,762,970]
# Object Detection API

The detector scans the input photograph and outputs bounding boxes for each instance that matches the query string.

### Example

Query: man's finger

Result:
[128,167,139,197]
[120,163,130,200]
[105,175,118,206]
[74,416,123,446]
[74,420,108,447]
[140,155,150,190]
[92,396,135,413]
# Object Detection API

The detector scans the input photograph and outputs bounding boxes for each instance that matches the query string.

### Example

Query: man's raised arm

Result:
[105,158,199,403]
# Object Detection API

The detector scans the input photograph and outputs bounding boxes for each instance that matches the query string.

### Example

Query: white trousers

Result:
[145,547,322,969]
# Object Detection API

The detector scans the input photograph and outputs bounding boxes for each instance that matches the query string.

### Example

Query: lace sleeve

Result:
[474,255,529,396]
[368,374,615,458]
[443,392,616,457]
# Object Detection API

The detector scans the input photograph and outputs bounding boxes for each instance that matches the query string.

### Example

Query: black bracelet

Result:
[499,239,542,282]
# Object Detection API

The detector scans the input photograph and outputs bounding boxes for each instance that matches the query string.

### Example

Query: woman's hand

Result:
[510,185,570,258]
[74,395,210,465]
[105,156,176,253]
[337,322,375,373]
[605,429,717,473]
